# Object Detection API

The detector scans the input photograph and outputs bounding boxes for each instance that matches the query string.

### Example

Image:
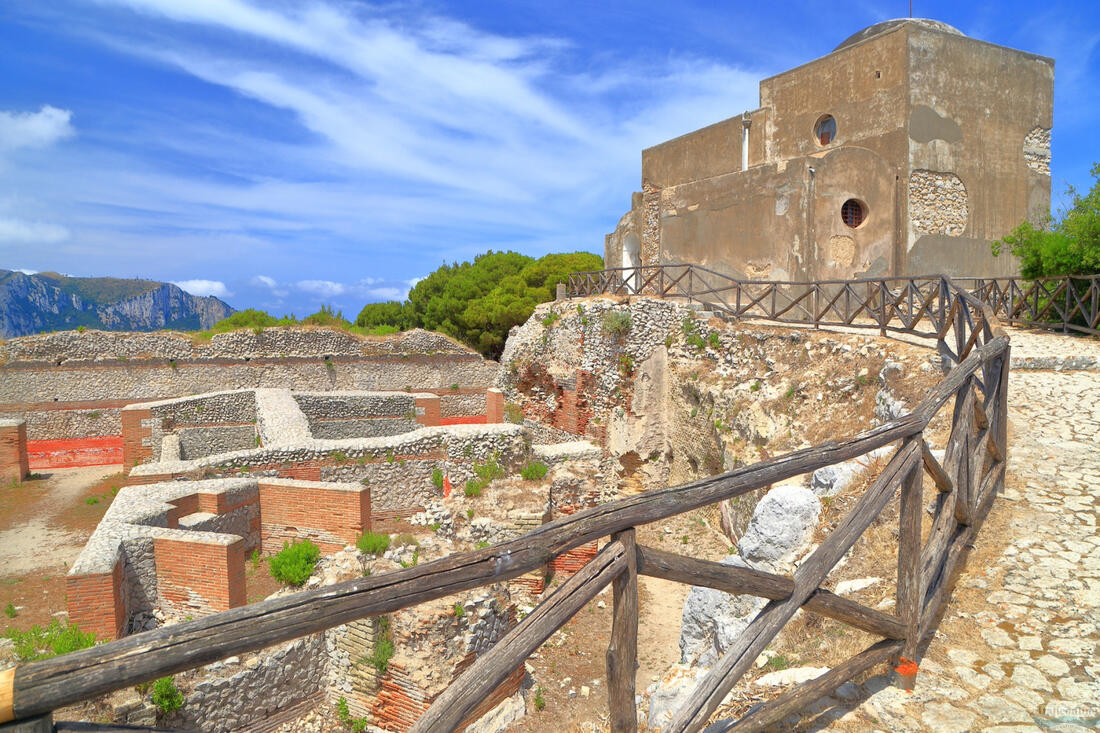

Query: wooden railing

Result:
[1,273,1010,733]
[954,275,1100,335]
[567,264,1099,337]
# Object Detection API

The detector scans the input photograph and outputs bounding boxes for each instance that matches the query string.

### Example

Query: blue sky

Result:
[1,1,1097,318]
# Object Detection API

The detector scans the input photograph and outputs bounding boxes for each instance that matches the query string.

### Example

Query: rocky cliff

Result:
[0,270,235,337]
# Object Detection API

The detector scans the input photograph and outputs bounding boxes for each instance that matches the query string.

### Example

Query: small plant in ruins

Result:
[453,602,465,618]
[151,676,183,716]
[366,616,394,674]
[336,696,369,732]
[520,462,549,481]
[618,353,635,376]
[431,467,444,489]
[356,531,391,555]
[534,686,546,711]
[4,602,16,618]
[600,310,632,337]
[331,450,348,464]
[268,539,320,587]
[541,311,561,327]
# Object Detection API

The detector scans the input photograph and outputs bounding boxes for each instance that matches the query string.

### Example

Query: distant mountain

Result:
[0,270,236,338]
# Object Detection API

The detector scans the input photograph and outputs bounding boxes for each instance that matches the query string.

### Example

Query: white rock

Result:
[737,484,820,574]
[753,666,830,687]
[834,577,882,595]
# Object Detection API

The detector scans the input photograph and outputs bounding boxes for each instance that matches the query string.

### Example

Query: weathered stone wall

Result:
[909,169,968,236]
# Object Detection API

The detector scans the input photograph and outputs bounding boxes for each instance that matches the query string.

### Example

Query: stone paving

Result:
[811,328,1100,732]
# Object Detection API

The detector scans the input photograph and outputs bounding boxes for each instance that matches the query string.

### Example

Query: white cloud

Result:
[251,274,277,288]
[0,106,75,152]
[0,217,71,243]
[366,286,403,301]
[172,279,233,298]
[296,279,345,297]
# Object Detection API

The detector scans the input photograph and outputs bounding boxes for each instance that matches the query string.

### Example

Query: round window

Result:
[841,199,866,228]
[814,115,837,146]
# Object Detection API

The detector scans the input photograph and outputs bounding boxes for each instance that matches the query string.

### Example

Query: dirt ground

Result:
[0,465,123,633]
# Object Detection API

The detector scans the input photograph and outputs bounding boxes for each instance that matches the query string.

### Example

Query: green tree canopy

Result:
[994,163,1100,278]
[355,250,602,358]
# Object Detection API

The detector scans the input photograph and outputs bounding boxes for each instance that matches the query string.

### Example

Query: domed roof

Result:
[834,18,964,51]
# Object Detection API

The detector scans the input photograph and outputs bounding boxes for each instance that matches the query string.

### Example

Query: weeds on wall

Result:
[268,539,321,587]
[600,310,632,337]
[365,616,394,674]
[431,467,444,489]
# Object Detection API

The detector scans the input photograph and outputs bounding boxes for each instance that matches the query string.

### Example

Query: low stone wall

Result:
[294,391,421,439]
[128,423,529,514]
[0,327,500,443]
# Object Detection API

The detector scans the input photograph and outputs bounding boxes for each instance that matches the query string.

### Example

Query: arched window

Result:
[814,115,837,146]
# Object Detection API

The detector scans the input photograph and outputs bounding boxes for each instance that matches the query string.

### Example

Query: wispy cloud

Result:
[0,216,70,243]
[0,106,74,153]
[172,279,233,298]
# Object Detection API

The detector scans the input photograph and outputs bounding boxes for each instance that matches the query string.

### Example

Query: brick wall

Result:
[414,395,441,427]
[153,536,246,616]
[0,420,29,483]
[485,388,504,424]
[549,541,599,576]
[121,407,155,467]
[26,435,122,469]
[259,480,371,554]
[66,558,125,641]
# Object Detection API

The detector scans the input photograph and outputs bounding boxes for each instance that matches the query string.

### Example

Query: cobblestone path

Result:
[814,330,1100,732]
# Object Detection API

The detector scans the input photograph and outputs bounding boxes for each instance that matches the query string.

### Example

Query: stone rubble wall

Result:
[293,391,421,439]
[909,169,969,237]
[0,327,472,363]
[181,635,329,733]
[1023,126,1051,176]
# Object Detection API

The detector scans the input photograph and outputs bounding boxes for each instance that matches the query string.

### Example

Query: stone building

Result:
[605,19,1053,281]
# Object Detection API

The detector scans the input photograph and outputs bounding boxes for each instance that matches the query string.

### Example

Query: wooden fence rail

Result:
[568,265,1099,337]
[1,274,1011,733]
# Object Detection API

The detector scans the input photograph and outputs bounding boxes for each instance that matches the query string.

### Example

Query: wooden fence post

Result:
[897,459,924,668]
[607,529,639,733]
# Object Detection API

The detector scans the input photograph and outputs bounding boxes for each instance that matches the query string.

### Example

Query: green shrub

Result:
[541,311,561,327]
[534,686,546,711]
[3,619,96,661]
[152,676,183,715]
[84,496,99,506]
[4,602,16,618]
[357,531,391,555]
[331,450,348,464]
[268,540,321,587]
[708,332,721,348]
[465,479,483,498]
[520,462,549,481]
[600,310,632,336]
[475,541,490,549]
[453,602,465,617]
[618,354,634,376]
[431,468,444,489]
